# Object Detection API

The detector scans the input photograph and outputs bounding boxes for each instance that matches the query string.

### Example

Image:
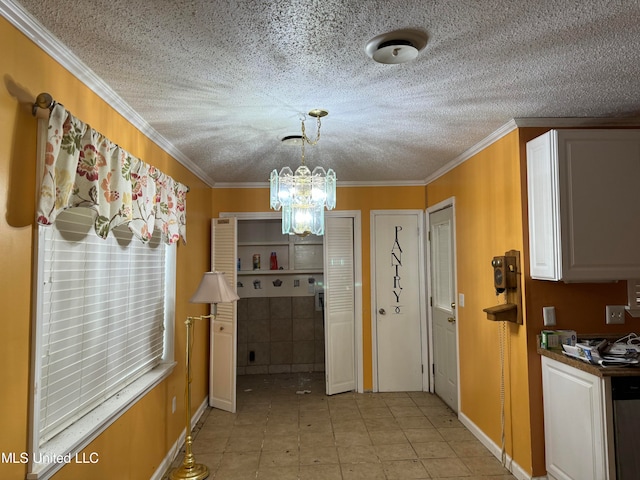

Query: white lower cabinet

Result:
[541,356,615,480]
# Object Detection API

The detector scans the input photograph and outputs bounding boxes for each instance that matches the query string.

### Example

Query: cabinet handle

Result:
[447,317,456,323]
[379,308,386,315]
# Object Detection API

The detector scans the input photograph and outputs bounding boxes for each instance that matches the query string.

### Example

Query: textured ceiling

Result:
[11,0,640,185]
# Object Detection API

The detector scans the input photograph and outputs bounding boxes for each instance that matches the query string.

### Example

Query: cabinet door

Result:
[527,131,562,280]
[541,356,609,480]
[558,129,640,280]
[527,129,640,281]
[210,217,237,412]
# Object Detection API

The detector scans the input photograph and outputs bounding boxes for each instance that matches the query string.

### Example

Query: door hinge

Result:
[421,364,424,374]
[428,231,431,242]
[432,364,435,375]
[430,297,433,307]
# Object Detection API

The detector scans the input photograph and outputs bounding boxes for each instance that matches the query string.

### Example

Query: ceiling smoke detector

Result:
[365,29,428,64]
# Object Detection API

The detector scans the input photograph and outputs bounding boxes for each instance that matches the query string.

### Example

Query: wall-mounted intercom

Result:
[483,250,522,324]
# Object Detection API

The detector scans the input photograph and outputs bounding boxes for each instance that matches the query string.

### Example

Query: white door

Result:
[429,205,458,412]
[372,211,425,392]
[210,217,237,412]
[324,216,356,395]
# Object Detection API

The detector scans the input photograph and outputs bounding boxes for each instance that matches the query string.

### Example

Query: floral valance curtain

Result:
[37,103,187,244]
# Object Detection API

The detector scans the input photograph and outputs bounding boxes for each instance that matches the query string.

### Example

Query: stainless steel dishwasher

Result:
[611,376,640,479]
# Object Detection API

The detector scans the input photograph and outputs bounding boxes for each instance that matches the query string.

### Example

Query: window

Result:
[29,208,175,480]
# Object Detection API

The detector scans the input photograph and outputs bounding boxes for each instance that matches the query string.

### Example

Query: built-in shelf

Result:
[235,217,324,298]
[238,242,290,247]
[238,269,323,276]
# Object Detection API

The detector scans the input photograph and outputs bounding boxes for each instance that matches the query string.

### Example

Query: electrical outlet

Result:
[606,305,625,325]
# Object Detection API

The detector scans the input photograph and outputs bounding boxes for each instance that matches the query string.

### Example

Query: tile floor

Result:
[164,373,516,479]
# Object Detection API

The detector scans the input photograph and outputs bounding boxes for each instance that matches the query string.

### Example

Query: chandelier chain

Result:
[300,116,322,166]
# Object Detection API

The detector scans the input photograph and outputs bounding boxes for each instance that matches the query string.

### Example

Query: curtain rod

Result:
[32,92,56,116]
[31,91,191,193]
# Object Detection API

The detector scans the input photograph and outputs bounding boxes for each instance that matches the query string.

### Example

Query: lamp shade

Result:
[190,271,239,304]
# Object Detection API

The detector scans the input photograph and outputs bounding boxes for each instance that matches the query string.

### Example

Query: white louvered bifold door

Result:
[324,216,356,395]
[210,217,237,412]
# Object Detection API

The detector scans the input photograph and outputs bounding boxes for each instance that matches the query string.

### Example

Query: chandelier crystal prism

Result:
[269,109,336,236]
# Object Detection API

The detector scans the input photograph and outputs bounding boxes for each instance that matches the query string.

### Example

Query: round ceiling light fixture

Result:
[365,29,428,64]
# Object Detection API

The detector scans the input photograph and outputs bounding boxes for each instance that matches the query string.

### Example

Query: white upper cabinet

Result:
[526,129,640,281]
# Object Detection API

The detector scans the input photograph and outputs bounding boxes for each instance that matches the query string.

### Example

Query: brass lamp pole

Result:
[170,272,239,480]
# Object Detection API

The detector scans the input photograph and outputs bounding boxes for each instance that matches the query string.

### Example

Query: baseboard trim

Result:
[150,397,209,480]
[458,411,548,480]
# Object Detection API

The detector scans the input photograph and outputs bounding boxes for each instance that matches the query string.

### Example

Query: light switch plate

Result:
[543,306,556,326]
[606,305,625,325]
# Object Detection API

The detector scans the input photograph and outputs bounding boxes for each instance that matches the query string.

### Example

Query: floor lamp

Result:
[170,271,239,480]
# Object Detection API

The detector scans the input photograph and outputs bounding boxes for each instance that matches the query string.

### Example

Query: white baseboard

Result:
[458,411,548,480]
[150,397,209,480]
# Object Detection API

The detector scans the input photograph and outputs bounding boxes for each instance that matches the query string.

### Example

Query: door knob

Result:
[447,317,456,323]
[379,308,386,315]
[451,302,456,309]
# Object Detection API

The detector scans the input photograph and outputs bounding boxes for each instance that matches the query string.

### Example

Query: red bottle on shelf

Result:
[270,252,278,270]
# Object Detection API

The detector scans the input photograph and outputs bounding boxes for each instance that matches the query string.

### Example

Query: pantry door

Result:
[210,217,237,413]
[372,210,426,392]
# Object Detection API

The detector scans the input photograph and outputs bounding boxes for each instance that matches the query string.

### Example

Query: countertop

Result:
[538,347,640,377]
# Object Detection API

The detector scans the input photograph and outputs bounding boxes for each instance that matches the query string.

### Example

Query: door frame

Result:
[426,197,460,411]
[220,210,364,394]
[370,209,428,393]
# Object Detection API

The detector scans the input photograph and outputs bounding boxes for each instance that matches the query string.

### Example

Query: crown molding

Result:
[423,117,640,185]
[513,116,640,127]
[213,179,428,189]
[336,179,427,187]
[423,120,519,185]
[1,0,216,188]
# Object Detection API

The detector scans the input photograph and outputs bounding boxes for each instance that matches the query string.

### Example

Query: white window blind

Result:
[37,207,166,444]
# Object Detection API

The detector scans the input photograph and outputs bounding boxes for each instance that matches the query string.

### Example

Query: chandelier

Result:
[269,109,336,236]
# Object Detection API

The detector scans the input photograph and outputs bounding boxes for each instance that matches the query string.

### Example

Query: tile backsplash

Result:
[237,296,325,374]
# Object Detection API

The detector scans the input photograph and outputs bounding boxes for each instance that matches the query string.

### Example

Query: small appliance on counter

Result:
[560,333,640,367]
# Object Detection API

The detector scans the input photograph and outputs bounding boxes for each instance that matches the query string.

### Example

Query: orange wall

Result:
[427,127,635,477]
[212,184,427,389]
[0,17,213,479]
[426,130,534,474]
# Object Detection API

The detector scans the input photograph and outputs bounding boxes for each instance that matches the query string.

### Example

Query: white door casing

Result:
[210,217,237,412]
[324,216,356,395]
[216,210,364,397]
[428,201,458,412]
[371,210,426,392]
